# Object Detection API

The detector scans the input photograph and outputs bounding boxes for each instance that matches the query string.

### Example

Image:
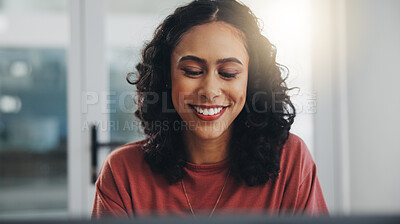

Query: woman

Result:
[92,0,328,218]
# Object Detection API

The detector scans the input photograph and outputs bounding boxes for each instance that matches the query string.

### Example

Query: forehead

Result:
[172,21,249,63]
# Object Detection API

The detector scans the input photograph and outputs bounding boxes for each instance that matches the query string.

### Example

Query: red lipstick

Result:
[190,105,228,121]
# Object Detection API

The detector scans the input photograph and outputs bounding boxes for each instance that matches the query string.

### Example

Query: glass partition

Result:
[0,0,69,218]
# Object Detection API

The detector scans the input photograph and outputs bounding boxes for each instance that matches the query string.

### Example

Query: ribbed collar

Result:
[184,157,230,173]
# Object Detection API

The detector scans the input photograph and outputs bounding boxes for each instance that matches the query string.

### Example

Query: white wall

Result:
[311,0,342,214]
[346,0,400,215]
[312,0,400,215]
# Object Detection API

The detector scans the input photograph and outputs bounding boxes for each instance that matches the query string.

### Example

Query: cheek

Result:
[171,76,197,110]
[230,75,248,107]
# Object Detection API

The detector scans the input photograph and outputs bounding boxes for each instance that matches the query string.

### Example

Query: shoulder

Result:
[108,139,147,159]
[281,133,313,162]
[94,139,150,213]
[97,138,151,187]
[282,133,310,156]
[104,139,148,171]
[280,133,315,182]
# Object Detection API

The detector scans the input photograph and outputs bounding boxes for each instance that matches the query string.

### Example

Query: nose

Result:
[198,72,222,102]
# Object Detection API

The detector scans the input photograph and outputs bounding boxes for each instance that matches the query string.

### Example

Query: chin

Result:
[191,128,227,140]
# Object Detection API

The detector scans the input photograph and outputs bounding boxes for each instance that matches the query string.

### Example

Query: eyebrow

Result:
[179,55,207,64]
[178,55,243,65]
[216,57,243,65]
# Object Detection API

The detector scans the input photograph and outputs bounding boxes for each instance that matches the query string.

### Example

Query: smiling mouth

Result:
[188,104,229,121]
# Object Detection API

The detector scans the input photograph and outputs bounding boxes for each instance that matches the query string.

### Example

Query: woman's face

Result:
[171,21,249,140]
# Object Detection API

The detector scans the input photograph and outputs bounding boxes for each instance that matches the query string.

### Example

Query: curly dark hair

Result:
[129,0,296,186]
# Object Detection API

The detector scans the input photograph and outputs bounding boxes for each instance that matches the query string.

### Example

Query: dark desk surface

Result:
[1,215,400,224]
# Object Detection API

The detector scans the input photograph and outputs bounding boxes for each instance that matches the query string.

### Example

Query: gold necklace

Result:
[181,169,231,218]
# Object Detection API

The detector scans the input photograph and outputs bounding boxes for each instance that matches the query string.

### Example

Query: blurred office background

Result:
[0,0,399,220]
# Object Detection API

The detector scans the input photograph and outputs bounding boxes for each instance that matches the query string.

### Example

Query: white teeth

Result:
[209,108,215,115]
[193,106,224,116]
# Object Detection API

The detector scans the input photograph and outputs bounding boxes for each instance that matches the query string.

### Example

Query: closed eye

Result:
[182,69,203,76]
[219,72,238,78]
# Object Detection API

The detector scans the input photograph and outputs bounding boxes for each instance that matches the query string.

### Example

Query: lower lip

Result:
[192,107,227,121]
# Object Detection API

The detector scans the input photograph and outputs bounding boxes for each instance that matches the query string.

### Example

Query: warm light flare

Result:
[242,0,313,153]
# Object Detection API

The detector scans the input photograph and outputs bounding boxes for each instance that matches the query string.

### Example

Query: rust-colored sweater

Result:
[91,134,328,218]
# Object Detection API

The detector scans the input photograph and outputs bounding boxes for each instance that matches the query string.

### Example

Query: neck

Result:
[183,128,232,165]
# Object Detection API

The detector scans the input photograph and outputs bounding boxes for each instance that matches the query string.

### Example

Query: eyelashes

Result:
[181,68,238,79]
[182,69,203,76]
[219,72,237,78]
